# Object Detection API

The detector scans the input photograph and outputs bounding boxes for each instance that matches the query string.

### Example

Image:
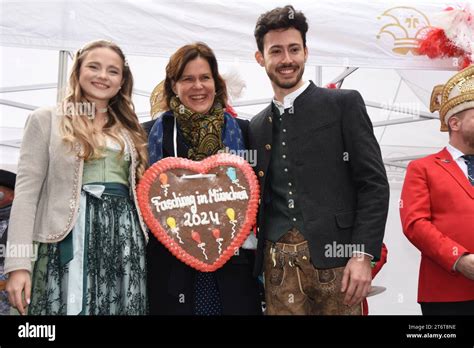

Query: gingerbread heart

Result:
[137,153,260,272]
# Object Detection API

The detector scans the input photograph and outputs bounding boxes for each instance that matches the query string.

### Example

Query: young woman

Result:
[143,42,262,315]
[5,40,149,315]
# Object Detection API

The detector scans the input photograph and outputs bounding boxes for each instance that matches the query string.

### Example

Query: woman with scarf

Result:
[143,42,262,315]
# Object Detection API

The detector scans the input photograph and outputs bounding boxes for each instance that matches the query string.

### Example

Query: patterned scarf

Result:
[148,110,245,165]
[170,96,225,161]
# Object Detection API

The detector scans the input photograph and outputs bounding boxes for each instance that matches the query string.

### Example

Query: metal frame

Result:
[56,50,70,103]
[0,56,441,166]
[0,83,57,93]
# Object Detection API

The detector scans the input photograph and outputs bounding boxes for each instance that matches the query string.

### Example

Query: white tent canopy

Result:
[1,0,460,69]
[1,0,459,156]
[1,0,469,315]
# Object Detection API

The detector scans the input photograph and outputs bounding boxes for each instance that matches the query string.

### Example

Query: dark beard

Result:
[267,65,305,90]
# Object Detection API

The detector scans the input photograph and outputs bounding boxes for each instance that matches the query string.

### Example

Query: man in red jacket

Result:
[400,65,474,315]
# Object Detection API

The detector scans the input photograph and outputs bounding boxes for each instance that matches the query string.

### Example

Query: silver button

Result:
[283,129,287,132]
[289,191,293,195]
[282,155,286,159]
[288,182,292,186]
[282,142,286,146]
[284,168,288,172]
[292,218,297,222]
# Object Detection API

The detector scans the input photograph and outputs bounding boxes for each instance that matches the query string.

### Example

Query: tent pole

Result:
[314,66,322,87]
[56,50,69,103]
[328,67,358,85]
[0,99,36,111]
[0,83,57,93]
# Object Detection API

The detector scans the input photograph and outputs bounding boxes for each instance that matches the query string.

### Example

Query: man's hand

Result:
[456,254,474,280]
[341,254,372,306]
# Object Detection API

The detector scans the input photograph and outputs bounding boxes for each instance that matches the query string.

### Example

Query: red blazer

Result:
[362,243,388,315]
[400,148,474,302]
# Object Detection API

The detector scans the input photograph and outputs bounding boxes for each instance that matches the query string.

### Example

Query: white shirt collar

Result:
[273,80,311,114]
[446,143,466,161]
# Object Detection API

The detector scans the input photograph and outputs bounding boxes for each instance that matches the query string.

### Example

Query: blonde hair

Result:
[60,40,148,179]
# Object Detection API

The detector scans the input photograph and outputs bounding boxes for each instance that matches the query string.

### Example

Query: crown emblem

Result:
[377,6,432,55]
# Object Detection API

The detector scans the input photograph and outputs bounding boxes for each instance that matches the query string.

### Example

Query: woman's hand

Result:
[6,270,31,315]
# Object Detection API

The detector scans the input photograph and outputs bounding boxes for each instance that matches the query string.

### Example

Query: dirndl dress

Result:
[29,144,147,315]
